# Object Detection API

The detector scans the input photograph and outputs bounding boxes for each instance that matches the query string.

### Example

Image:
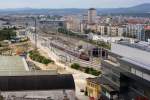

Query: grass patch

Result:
[29,50,54,65]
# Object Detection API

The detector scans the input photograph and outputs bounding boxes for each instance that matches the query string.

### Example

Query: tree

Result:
[0,28,16,41]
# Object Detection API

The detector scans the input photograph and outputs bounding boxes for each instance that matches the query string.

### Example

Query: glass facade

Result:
[101,50,150,100]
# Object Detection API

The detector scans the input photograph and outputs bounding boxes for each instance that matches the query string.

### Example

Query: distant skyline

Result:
[0,0,150,9]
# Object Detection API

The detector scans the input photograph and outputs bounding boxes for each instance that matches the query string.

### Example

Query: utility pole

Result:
[34,17,37,50]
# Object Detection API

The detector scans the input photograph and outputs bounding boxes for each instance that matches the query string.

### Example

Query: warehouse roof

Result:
[0,56,28,71]
[0,74,75,91]
[111,43,150,71]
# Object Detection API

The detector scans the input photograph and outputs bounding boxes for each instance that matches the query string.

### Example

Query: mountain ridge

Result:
[0,3,150,15]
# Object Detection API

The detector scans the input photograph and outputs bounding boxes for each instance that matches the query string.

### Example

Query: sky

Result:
[0,0,150,9]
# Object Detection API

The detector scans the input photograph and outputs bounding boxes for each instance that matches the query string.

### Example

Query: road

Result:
[27,32,96,100]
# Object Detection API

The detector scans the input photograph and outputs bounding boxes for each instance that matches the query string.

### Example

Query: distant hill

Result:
[97,3,150,14]
[0,3,150,16]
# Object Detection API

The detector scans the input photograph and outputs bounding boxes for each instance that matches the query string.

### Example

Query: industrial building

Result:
[99,41,150,100]
[0,56,75,100]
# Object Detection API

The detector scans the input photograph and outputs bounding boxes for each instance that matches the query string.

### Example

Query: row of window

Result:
[131,68,150,82]
[87,82,98,89]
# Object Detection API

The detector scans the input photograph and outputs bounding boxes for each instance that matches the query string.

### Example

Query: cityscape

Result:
[0,0,149,100]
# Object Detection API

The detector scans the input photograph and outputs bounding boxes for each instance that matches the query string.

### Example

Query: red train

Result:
[50,43,90,61]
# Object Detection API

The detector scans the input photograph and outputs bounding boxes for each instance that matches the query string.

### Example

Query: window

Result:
[135,70,143,78]
[131,68,136,74]
[143,73,150,82]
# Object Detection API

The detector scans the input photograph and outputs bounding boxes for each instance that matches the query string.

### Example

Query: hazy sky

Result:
[0,0,150,9]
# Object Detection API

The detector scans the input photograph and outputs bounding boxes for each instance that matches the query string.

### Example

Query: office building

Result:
[88,8,97,24]
[99,41,150,100]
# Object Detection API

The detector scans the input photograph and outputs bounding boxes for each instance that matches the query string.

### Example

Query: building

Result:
[0,56,29,71]
[87,24,97,32]
[118,26,126,37]
[141,26,150,42]
[97,24,108,36]
[0,56,76,100]
[99,41,150,100]
[86,77,101,100]
[125,23,144,40]
[66,16,81,32]
[88,8,97,24]
[107,26,119,37]
[39,19,66,33]
[0,74,75,100]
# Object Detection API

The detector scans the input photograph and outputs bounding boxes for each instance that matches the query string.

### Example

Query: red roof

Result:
[127,19,144,24]
[144,26,150,30]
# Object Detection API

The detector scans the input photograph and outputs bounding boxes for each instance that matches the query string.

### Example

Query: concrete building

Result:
[99,41,150,100]
[107,26,119,37]
[66,16,81,32]
[87,24,97,32]
[141,26,150,42]
[125,24,144,39]
[88,8,97,24]
[118,26,126,37]
[97,24,108,36]
[86,77,101,100]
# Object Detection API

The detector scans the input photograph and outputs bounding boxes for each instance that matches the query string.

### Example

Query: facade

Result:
[141,26,150,42]
[87,24,97,32]
[88,8,97,24]
[99,42,150,100]
[86,77,101,100]
[125,24,144,39]
[66,16,81,32]
[0,74,75,100]
[39,19,66,28]
[107,26,119,36]
[97,24,108,36]
[118,27,126,37]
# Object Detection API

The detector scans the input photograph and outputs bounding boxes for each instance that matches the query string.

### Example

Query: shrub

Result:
[71,63,80,70]
[29,50,54,65]
[85,67,101,76]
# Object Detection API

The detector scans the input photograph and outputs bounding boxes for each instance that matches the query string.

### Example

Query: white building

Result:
[66,16,81,32]
[97,24,108,36]
[107,26,119,36]
[126,24,144,39]
[118,26,126,37]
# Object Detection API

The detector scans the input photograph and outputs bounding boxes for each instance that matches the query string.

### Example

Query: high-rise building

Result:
[88,8,97,24]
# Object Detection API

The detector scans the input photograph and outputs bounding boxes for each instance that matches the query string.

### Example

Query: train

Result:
[50,43,90,61]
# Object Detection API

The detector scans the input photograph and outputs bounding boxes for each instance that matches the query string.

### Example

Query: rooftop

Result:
[117,40,150,52]
[0,74,75,91]
[88,8,96,10]
[0,56,29,71]
[111,42,150,71]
